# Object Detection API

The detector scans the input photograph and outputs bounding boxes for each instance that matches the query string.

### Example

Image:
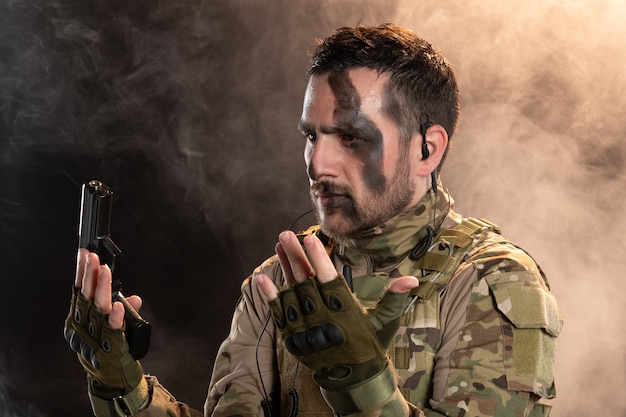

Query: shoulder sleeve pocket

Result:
[486,272,563,398]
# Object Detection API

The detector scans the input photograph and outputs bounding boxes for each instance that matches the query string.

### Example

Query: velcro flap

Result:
[486,272,562,336]
[486,271,562,398]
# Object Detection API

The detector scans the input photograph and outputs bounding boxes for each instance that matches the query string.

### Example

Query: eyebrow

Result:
[297,120,310,133]
[298,120,345,135]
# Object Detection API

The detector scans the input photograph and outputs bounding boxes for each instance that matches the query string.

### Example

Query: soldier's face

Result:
[300,68,420,238]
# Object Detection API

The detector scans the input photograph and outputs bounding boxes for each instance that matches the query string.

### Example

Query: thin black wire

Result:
[254,209,314,417]
[287,362,300,417]
[256,313,274,417]
[256,301,301,417]
[287,209,315,231]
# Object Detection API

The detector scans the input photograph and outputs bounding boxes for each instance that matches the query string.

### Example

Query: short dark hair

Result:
[309,23,460,165]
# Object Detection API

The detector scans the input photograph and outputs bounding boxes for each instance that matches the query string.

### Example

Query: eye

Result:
[303,132,317,142]
[341,133,363,145]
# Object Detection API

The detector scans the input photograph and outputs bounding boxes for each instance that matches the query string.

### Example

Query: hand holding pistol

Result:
[77,179,151,360]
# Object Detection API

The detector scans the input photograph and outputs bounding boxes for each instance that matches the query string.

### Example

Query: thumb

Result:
[369,277,419,348]
[388,275,419,293]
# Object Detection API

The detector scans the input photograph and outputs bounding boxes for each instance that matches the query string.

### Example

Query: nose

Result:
[305,135,341,181]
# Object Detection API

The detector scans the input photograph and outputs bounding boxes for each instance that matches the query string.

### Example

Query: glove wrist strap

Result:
[320,364,397,414]
[89,375,151,417]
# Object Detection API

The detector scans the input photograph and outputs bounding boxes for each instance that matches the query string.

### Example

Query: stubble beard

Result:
[311,155,415,239]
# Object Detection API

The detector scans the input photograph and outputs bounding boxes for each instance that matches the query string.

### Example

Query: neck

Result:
[330,182,453,269]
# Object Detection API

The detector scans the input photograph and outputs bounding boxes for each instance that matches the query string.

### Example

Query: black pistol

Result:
[79,179,151,360]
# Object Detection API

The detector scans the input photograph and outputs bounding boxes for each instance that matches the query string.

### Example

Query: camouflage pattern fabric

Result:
[128,186,562,417]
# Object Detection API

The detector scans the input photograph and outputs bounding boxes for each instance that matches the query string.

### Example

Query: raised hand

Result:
[64,248,143,393]
[255,231,418,391]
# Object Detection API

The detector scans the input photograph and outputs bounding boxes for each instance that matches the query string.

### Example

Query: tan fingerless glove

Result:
[64,286,148,416]
[269,276,409,414]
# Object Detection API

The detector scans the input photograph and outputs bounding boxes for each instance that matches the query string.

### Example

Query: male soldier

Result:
[65,23,562,416]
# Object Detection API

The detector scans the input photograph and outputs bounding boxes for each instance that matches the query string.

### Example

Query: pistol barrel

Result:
[79,180,122,281]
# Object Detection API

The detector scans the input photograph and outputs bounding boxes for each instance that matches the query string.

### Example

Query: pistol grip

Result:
[112,291,152,360]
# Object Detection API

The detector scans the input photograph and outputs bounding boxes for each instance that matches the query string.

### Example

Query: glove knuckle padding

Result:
[64,287,142,393]
[269,277,409,390]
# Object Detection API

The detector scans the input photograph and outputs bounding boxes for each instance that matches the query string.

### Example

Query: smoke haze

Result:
[1,0,624,415]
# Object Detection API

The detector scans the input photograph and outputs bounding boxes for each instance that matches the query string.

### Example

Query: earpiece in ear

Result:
[420,122,432,160]
[419,116,437,194]
[421,141,430,160]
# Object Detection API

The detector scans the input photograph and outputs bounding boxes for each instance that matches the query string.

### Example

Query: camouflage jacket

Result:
[133,186,562,417]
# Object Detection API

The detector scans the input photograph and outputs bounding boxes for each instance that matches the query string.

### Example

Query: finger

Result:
[109,295,142,330]
[275,242,295,287]
[80,252,101,299]
[388,276,419,294]
[303,234,337,283]
[125,295,143,312]
[74,249,89,288]
[255,274,280,301]
[108,301,125,330]
[278,231,314,284]
[93,265,113,314]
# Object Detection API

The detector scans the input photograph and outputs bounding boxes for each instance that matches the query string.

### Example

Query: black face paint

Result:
[327,71,386,192]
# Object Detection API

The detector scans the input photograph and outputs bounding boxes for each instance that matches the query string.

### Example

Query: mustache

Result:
[310,181,352,198]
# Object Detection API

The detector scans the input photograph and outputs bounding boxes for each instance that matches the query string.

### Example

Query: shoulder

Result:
[430,217,545,293]
[464,229,561,324]
[466,231,544,280]
[462,229,561,331]
[440,217,563,342]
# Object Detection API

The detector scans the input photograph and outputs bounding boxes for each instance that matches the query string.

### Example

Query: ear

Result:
[416,124,448,176]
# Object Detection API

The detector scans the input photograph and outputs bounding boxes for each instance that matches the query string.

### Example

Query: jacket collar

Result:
[329,183,454,271]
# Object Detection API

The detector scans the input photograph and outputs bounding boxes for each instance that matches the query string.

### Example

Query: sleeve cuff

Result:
[89,376,151,417]
[320,365,397,415]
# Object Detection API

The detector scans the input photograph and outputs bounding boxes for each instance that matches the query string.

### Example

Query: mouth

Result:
[312,183,352,209]
[316,193,350,208]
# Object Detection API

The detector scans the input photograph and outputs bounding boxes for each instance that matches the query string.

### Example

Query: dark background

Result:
[1,0,625,416]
